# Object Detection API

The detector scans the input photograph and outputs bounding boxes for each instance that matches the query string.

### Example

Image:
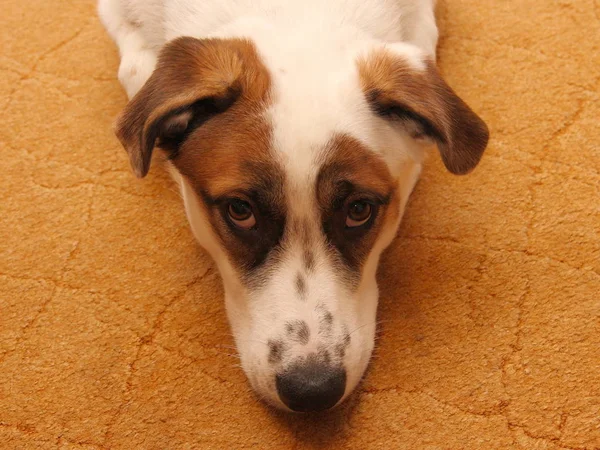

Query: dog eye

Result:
[227,199,256,229]
[346,200,372,227]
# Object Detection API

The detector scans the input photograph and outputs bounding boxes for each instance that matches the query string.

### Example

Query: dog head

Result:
[115,36,488,411]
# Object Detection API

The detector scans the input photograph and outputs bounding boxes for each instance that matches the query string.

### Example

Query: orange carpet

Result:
[1,1,599,448]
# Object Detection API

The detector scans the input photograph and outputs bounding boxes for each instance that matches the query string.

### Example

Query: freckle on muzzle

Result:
[275,355,346,412]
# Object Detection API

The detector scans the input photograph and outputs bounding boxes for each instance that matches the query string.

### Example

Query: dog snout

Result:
[275,358,346,412]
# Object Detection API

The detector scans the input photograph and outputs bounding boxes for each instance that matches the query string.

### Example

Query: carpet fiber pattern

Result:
[1,1,599,448]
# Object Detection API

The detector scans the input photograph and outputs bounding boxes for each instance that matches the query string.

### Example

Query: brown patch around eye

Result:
[166,39,287,277]
[316,134,399,273]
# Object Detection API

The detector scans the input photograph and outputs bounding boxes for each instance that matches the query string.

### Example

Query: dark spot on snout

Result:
[295,274,306,299]
[268,339,286,364]
[335,343,346,359]
[286,320,310,345]
[318,309,334,335]
[304,250,315,272]
[342,325,351,347]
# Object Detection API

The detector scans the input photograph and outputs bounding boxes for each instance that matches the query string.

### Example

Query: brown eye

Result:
[346,200,372,228]
[228,199,256,229]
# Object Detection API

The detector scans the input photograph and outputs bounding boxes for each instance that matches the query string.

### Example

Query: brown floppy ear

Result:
[115,37,259,178]
[359,51,489,175]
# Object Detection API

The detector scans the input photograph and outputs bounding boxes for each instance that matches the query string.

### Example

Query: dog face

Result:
[116,37,488,411]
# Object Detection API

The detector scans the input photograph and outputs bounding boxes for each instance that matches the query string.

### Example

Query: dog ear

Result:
[359,48,489,175]
[115,37,248,178]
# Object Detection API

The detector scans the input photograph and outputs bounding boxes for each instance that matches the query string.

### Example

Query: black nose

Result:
[276,361,346,412]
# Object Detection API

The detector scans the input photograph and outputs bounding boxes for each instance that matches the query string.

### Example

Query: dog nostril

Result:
[275,361,346,412]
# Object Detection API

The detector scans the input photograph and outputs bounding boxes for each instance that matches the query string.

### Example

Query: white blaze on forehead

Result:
[266,45,374,192]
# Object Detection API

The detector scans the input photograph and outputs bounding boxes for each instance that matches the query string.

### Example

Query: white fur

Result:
[99,0,438,410]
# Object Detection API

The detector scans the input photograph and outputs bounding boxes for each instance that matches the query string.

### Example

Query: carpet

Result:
[1,0,599,448]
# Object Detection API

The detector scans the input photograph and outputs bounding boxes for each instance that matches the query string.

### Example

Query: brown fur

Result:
[317,134,399,272]
[358,50,489,175]
[115,36,272,178]
[115,37,287,274]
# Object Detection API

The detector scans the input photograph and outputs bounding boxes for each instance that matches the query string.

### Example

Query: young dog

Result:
[98,0,488,412]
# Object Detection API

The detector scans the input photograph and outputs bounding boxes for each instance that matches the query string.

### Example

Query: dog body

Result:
[99,0,488,411]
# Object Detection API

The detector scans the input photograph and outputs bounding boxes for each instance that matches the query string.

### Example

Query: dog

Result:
[98,0,489,412]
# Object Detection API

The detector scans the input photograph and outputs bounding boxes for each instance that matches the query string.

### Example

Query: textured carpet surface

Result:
[1,1,599,449]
